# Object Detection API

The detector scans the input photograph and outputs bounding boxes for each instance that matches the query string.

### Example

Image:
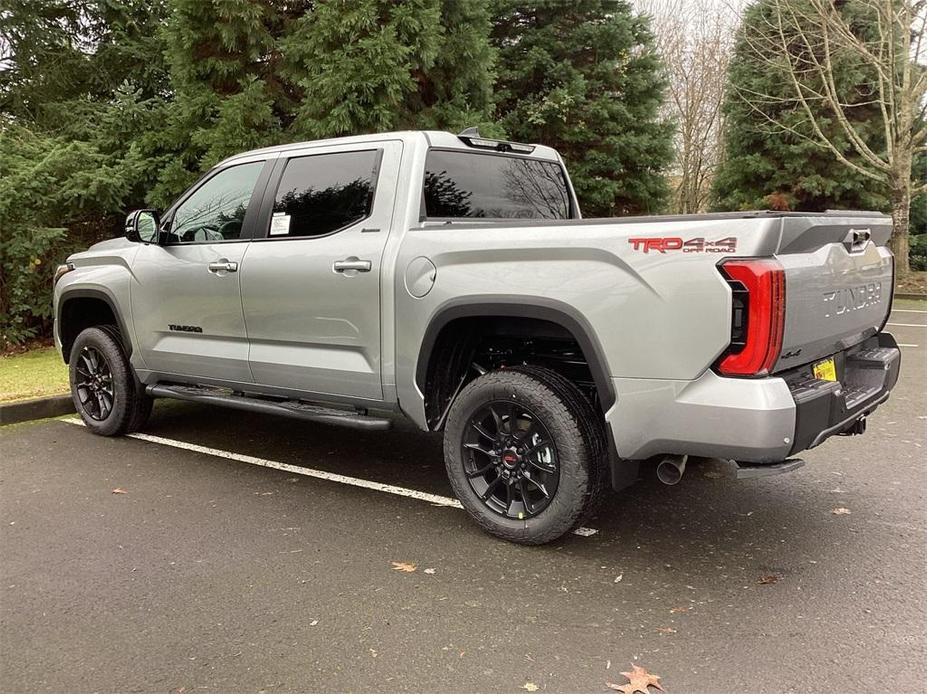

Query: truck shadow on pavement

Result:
[136,399,852,587]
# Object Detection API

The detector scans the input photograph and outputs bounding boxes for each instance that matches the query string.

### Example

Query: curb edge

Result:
[0,395,75,426]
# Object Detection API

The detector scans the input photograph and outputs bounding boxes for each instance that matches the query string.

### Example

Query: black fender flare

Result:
[415,296,616,412]
[57,287,134,362]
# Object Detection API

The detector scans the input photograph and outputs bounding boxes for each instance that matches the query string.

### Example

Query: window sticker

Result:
[269,212,291,236]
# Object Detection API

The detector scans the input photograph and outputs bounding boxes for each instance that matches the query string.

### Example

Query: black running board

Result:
[146,384,391,431]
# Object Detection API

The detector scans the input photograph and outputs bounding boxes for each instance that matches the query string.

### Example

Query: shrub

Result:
[910,234,927,272]
[0,125,129,347]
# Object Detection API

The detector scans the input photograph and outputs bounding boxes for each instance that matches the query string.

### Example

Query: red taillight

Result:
[717,259,786,377]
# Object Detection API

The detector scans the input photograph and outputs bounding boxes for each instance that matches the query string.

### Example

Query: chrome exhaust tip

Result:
[656,454,688,486]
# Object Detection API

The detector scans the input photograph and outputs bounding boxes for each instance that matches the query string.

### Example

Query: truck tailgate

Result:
[773,214,893,372]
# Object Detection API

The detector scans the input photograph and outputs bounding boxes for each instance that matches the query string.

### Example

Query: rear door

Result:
[240,140,402,401]
[131,158,272,382]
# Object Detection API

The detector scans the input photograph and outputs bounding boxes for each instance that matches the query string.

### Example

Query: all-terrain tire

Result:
[98,324,153,433]
[443,367,607,545]
[506,365,609,524]
[69,326,150,436]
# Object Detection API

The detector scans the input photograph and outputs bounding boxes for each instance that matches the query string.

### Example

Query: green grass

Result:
[0,347,69,403]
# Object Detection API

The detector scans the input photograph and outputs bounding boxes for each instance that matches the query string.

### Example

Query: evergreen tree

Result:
[0,0,174,343]
[0,0,89,123]
[0,0,169,130]
[491,0,673,217]
[712,0,888,213]
[283,0,495,139]
[407,0,497,131]
[154,0,291,205]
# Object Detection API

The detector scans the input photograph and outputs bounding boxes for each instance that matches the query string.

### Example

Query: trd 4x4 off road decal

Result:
[628,237,738,254]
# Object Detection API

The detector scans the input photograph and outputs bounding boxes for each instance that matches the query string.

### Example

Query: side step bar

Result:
[733,458,805,479]
[146,384,392,431]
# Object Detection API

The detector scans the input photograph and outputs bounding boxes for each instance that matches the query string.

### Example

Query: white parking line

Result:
[898,344,920,348]
[61,418,598,537]
[891,309,927,314]
[886,322,926,328]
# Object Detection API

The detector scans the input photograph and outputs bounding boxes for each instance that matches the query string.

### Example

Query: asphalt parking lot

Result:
[1,301,925,693]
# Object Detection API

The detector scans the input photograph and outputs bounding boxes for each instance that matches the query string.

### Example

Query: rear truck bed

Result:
[604,211,900,466]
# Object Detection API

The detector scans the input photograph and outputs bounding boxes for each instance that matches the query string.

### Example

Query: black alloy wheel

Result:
[462,401,559,519]
[69,326,152,436]
[74,345,115,421]
[443,366,607,545]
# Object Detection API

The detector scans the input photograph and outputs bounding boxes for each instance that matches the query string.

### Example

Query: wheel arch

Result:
[58,288,133,364]
[415,298,615,429]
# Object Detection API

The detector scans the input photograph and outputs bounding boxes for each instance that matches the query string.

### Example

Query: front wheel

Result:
[69,326,151,436]
[443,366,607,545]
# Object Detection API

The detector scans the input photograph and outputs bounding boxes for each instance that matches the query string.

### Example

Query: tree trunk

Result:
[889,179,911,277]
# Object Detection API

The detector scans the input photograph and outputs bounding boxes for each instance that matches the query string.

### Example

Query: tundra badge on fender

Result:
[168,324,203,333]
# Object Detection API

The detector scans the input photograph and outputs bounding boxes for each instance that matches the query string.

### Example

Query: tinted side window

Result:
[171,162,264,243]
[423,150,571,220]
[270,150,379,238]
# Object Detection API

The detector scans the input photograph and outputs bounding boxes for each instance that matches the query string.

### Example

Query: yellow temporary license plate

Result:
[813,357,837,382]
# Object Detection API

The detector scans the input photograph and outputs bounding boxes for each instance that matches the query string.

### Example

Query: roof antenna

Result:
[458,126,481,138]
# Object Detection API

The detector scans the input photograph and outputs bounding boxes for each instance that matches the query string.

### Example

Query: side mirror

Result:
[125,209,160,244]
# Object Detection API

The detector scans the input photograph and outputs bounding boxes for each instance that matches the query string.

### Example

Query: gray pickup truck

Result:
[54,129,901,544]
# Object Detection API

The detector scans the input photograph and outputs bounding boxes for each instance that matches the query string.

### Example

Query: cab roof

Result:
[219,130,562,167]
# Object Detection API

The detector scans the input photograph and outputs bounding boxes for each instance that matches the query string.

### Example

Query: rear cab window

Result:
[423,149,573,220]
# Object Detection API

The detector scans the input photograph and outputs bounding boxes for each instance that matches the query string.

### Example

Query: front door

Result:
[131,159,269,382]
[240,141,402,401]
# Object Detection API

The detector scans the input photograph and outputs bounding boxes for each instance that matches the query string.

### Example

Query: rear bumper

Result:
[606,333,900,463]
[785,332,900,455]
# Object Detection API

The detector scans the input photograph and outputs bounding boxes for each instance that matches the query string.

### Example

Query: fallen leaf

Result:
[758,574,780,585]
[521,684,539,692]
[669,606,689,614]
[656,627,677,634]
[424,568,436,575]
[614,573,623,583]
[391,561,416,573]
[832,507,852,515]
[607,664,665,693]
[112,488,128,494]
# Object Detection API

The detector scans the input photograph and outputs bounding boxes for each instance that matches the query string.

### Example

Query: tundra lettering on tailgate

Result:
[822,282,882,318]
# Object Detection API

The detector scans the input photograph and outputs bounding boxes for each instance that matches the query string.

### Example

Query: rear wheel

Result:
[69,326,151,436]
[443,367,607,545]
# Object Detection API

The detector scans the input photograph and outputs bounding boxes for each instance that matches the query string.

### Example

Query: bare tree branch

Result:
[639,0,739,212]
[730,0,924,272]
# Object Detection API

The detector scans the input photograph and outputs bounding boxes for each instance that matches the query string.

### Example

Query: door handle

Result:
[207,261,238,273]
[333,258,372,273]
